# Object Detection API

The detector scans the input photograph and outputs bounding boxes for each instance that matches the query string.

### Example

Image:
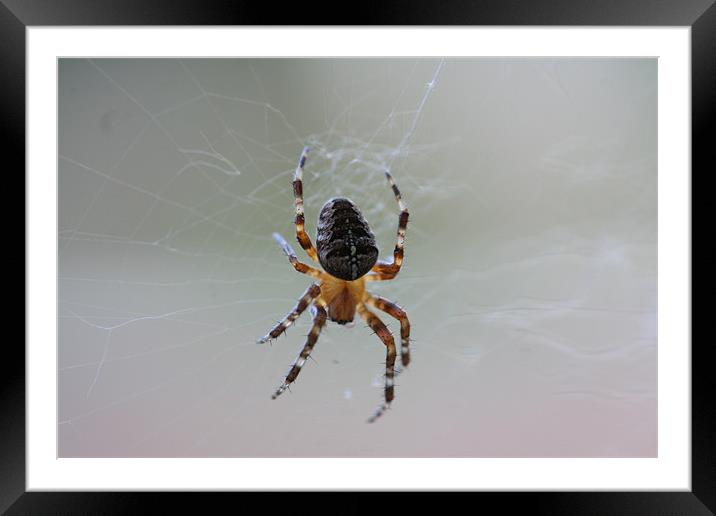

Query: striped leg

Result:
[293,147,319,262]
[365,293,411,368]
[272,233,323,279]
[357,303,397,423]
[367,170,408,281]
[257,283,320,343]
[272,303,327,399]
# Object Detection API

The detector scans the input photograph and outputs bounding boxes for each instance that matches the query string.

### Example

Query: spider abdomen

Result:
[316,197,378,281]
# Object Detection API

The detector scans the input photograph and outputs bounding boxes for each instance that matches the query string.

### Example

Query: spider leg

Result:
[272,233,323,279]
[357,303,397,423]
[257,283,321,343]
[364,292,411,368]
[272,302,327,399]
[366,170,408,282]
[293,147,319,263]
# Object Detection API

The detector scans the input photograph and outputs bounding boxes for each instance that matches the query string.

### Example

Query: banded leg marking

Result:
[357,303,397,423]
[272,233,322,279]
[257,283,320,343]
[365,293,411,367]
[272,303,327,399]
[368,170,408,281]
[293,147,319,262]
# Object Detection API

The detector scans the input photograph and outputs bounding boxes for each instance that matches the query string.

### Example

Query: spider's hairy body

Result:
[319,275,366,325]
[259,147,411,423]
[316,197,379,282]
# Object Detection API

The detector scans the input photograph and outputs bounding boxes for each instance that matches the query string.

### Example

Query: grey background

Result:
[58,58,657,457]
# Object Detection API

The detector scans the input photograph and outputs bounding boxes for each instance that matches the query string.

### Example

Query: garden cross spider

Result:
[258,147,411,423]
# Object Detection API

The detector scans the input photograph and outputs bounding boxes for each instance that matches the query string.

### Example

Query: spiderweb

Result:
[58,58,657,457]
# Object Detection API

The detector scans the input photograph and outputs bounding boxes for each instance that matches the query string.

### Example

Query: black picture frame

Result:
[4,0,707,513]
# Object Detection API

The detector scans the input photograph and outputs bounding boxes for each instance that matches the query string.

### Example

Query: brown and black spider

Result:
[258,147,411,423]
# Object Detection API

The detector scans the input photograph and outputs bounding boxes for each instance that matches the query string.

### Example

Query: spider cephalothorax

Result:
[258,147,410,423]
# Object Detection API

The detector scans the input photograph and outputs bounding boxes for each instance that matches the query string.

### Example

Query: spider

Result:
[257,147,411,423]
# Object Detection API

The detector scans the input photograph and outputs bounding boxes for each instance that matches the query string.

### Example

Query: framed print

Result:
[6,0,708,512]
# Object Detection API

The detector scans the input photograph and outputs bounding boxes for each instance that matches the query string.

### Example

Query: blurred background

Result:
[58,58,657,457]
